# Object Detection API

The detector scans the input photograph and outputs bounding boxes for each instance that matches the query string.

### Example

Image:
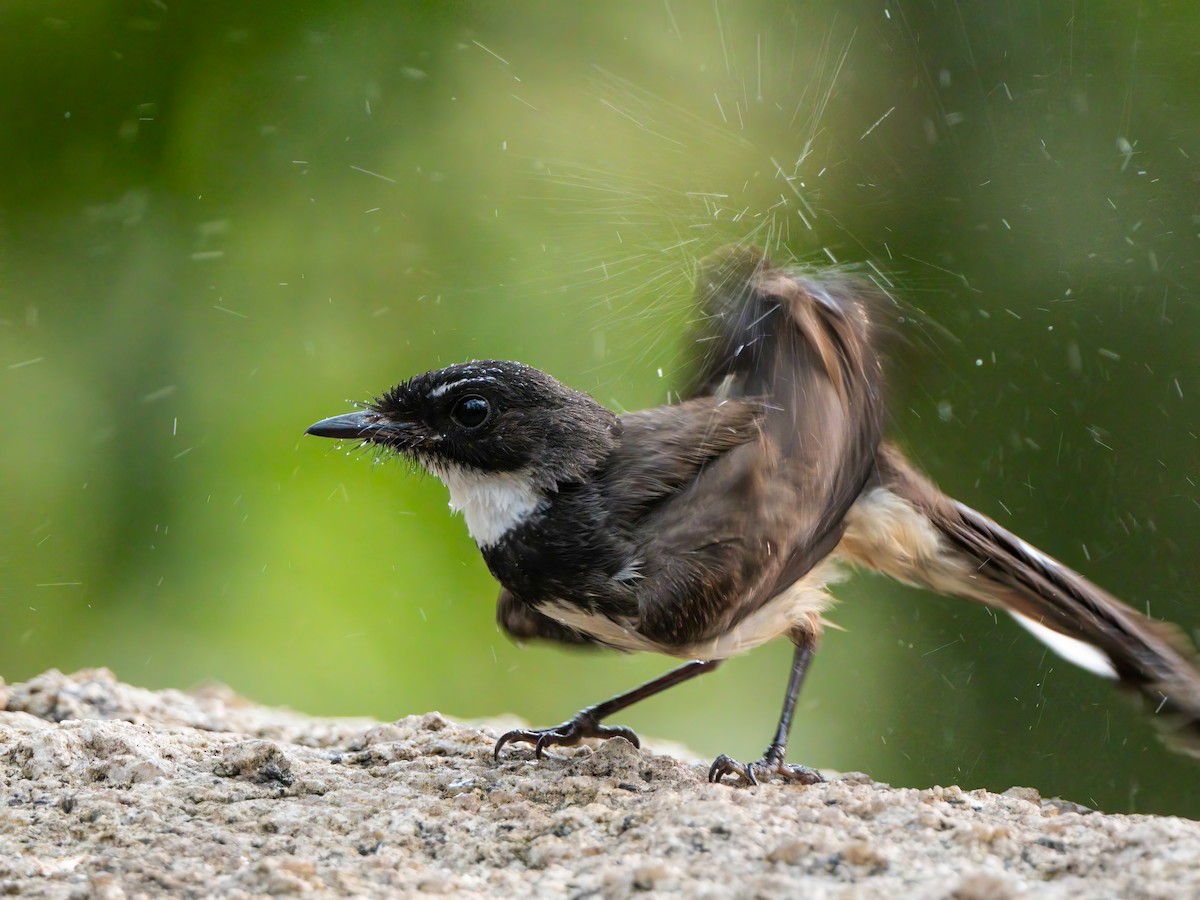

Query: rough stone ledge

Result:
[1,668,1197,898]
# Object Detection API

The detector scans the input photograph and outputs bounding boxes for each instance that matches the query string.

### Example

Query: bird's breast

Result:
[534,555,844,659]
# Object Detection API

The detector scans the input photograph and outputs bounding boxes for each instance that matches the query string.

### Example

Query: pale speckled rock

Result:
[1,668,1197,897]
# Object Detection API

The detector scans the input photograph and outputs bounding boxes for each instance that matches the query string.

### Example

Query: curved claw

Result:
[599,724,641,749]
[494,716,641,762]
[708,753,754,785]
[534,731,563,759]
[708,752,824,787]
[493,728,536,760]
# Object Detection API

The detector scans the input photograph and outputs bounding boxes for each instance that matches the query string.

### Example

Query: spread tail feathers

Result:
[842,444,1200,756]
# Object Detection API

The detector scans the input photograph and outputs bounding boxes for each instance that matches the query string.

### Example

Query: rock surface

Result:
[1,668,1197,898]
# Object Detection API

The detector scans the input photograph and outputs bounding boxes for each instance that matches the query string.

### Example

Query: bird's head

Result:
[306,360,619,490]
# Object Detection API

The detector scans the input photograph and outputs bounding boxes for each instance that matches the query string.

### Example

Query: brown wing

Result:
[603,395,767,523]
[627,246,888,647]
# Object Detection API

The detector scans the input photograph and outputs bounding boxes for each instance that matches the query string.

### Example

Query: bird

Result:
[306,245,1200,785]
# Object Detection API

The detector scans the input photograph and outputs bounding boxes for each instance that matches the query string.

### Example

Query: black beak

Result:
[306,410,388,440]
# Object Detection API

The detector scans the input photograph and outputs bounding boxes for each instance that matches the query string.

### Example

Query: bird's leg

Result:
[708,634,824,786]
[494,658,721,760]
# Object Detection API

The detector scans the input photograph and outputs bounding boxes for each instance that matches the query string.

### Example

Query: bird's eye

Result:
[450,395,490,429]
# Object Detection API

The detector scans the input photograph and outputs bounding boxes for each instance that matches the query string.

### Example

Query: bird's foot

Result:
[707,747,823,787]
[493,711,640,760]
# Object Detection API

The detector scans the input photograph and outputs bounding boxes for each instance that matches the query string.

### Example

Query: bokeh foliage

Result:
[2,1,1198,816]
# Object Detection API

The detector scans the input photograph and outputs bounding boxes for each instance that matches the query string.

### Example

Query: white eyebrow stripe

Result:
[427,376,495,399]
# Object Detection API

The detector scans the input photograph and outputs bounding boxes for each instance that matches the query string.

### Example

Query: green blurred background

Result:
[3,1,1198,816]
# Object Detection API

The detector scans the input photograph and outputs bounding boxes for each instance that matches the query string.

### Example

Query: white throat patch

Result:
[433,464,542,548]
